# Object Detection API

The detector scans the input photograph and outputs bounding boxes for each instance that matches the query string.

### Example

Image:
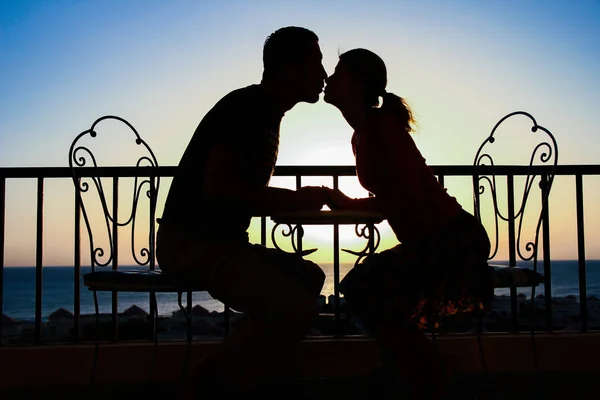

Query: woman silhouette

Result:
[324,48,493,399]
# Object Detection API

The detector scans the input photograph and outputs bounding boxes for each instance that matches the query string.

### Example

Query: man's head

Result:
[262,26,327,104]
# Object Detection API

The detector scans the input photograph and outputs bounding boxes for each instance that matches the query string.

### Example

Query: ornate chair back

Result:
[68,115,159,274]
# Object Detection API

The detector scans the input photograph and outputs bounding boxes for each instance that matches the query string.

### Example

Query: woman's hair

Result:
[339,48,416,134]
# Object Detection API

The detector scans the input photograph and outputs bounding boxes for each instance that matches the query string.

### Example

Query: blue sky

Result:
[1,0,599,265]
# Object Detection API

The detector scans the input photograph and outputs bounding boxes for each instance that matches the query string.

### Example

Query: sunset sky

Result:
[1,0,599,266]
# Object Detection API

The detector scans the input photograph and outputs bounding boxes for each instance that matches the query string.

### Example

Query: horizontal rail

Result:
[1,164,600,179]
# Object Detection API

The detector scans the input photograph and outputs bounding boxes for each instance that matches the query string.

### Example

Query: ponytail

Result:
[380,92,416,134]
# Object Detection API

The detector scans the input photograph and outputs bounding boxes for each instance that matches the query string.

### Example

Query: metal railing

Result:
[1,164,600,345]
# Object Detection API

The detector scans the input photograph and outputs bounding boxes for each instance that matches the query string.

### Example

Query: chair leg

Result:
[475,313,488,377]
[91,290,100,386]
[148,292,159,382]
[177,292,193,383]
[224,303,230,336]
[529,286,539,373]
[429,319,440,375]
[475,311,497,399]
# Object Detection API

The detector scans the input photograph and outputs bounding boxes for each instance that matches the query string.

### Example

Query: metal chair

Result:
[469,110,558,386]
[423,111,557,399]
[68,115,228,385]
[474,110,557,327]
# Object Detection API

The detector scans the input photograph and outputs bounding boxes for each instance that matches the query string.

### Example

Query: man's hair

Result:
[263,26,319,79]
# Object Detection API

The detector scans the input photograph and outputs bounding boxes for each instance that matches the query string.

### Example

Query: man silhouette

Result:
[157,26,329,394]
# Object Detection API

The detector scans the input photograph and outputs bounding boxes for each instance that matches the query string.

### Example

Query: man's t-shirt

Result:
[160,84,283,242]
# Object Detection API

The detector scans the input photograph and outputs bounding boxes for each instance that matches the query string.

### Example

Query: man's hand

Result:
[326,188,353,210]
[296,186,332,211]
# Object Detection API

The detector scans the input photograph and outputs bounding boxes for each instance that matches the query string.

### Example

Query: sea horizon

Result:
[3,260,600,321]
[5,258,600,268]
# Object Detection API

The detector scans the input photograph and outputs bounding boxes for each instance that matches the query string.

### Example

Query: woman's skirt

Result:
[339,209,493,330]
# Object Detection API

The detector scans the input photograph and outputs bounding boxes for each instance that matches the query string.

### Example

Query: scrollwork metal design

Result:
[68,115,160,272]
[341,223,381,267]
[473,111,558,269]
[271,223,318,256]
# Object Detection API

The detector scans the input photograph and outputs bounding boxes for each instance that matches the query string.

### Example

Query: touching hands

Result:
[296,186,354,211]
[296,186,333,211]
[326,188,353,210]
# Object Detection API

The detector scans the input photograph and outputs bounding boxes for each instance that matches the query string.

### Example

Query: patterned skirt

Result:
[339,209,493,331]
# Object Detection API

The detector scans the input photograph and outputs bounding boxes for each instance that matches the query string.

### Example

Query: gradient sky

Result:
[1,0,599,266]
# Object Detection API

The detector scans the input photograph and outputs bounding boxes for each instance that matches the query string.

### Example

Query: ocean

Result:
[2,260,600,321]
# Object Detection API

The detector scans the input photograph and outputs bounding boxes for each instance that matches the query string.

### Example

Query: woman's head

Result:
[325,48,386,108]
[324,48,415,133]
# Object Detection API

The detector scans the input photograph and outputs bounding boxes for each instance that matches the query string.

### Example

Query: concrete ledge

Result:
[1,333,599,388]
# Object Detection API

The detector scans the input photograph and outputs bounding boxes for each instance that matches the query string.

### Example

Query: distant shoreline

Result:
[4,293,600,331]
[4,260,600,268]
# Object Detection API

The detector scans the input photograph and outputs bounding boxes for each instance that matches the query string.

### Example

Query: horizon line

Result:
[3,259,600,268]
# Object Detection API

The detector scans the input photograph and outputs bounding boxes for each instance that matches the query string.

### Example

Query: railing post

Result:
[473,173,482,223]
[575,174,588,331]
[149,175,156,271]
[541,174,553,331]
[112,177,119,341]
[507,175,519,333]
[332,176,341,337]
[149,175,157,340]
[35,177,44,344]
[186,291,192,335]
[295,175,303,253]
[0,176,5,345]
[73,178,81,341]
[260,216,266,246]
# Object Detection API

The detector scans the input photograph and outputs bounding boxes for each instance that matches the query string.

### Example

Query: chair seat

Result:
[83,270,207,292]
[491,265,544,288]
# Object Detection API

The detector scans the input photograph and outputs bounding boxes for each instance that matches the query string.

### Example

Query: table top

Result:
[270,210,385,225]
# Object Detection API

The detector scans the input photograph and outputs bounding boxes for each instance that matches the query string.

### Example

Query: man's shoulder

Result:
[213,84,263,111]
[187,85,264,144]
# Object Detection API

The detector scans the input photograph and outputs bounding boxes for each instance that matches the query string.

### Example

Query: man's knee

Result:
[303,260,325,296]
[272,292,319,326]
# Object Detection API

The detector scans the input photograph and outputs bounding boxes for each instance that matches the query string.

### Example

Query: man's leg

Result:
[301,258,326,298]
[189,242,323,391]
[249,245,326,299]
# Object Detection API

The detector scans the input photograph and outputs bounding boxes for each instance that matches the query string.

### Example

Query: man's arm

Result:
[202,142,328,215]
[327,189,381,212]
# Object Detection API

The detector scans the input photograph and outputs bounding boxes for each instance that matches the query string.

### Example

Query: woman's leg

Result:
[343,287,449,399]
[371,318,450,399]
[341,246,450,399]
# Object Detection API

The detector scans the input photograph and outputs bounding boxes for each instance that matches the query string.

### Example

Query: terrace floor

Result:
[1,372,597,400]
[1,334,599,399]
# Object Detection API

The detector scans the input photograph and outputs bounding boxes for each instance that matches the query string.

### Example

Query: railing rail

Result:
[1,164,600,345]
[2,164,600,178]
